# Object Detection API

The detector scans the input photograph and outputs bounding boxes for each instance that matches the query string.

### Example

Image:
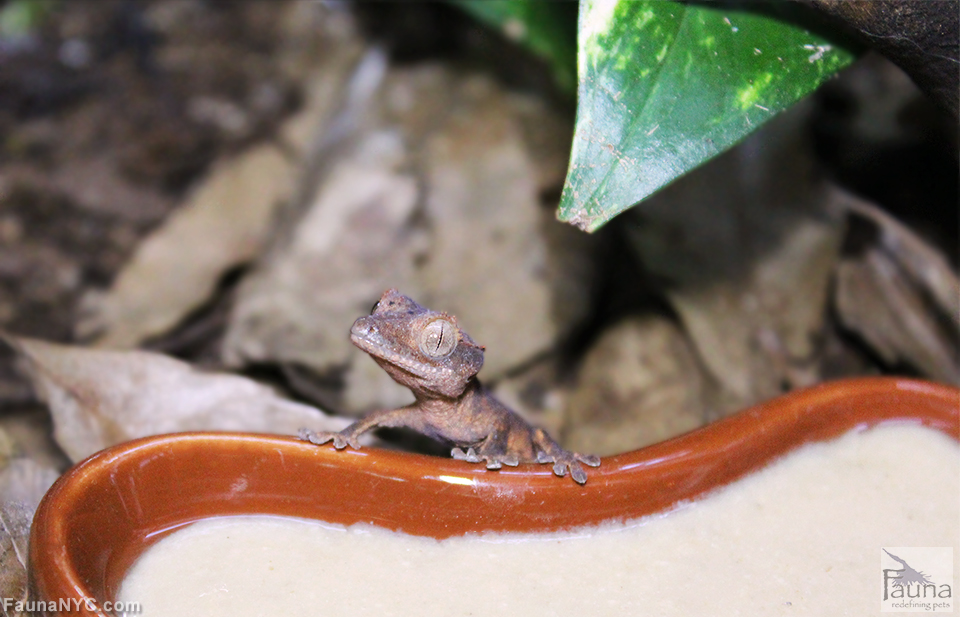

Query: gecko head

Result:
[350,289,484,398]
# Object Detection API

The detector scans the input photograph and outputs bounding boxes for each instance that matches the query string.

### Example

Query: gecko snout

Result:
[350,317,377,338]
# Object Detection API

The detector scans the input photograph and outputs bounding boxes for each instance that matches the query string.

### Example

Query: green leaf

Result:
[451,0,577,92]
[559,1,856,231]
[0,0,54,40]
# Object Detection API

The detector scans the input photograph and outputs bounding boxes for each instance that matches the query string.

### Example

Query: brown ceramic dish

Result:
[30,377,959,616]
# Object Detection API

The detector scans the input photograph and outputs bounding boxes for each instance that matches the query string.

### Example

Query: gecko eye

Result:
[419,319,457,357]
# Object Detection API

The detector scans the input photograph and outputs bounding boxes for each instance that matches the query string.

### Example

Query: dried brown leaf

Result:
[418,76,590,378]
[0,458,59,513]
[835,198,960,383]
[4,335,347,463]
[0,458,59,616]
[0,501,31,615]
[76,144,297,349]
[74,4,366,351]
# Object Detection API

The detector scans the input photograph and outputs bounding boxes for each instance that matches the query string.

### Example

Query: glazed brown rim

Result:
[30,377,959,616]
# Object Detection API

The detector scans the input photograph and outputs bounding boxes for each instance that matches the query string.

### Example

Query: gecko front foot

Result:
[531,428,601,484]
[451,447,520,470]
[298,427,360,450]
[536,449,601,485]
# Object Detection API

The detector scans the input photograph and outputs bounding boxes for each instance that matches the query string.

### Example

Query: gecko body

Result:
[299,288,599,484]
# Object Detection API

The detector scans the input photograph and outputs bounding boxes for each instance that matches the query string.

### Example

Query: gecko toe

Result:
[332,434,356,449]
[485,459,502,470]
[300,428,360,450]
[299,428,332,446]
[452,447,483,464]
[577,453,601,467]
[537,451,555,464]
[500,454,520,467]
[551,458,591,484]
[570,466,588,485]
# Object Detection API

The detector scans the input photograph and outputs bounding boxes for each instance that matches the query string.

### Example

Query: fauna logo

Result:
[880,547,953,613]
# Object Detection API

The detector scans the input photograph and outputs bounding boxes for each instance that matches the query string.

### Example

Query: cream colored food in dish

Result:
[118,425,959,616]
